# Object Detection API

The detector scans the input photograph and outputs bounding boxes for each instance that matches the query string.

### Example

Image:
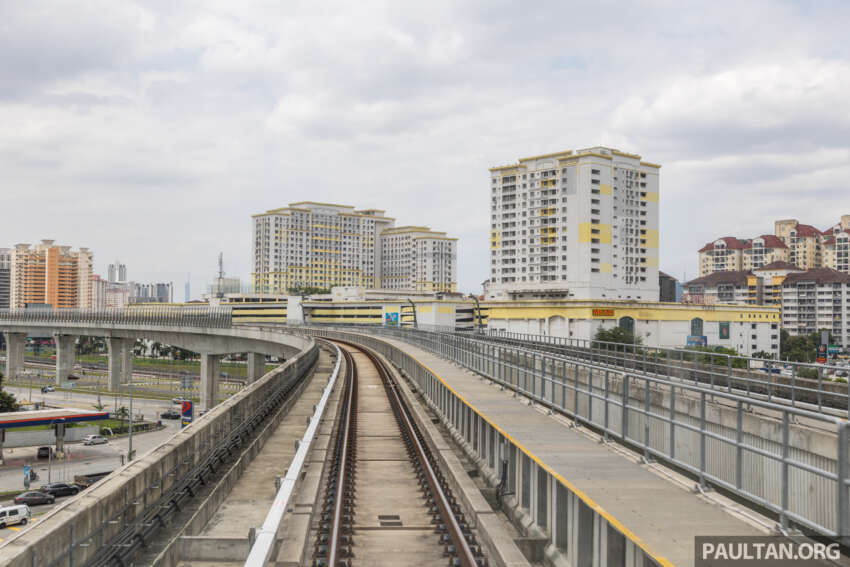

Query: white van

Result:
[0,504,31,528]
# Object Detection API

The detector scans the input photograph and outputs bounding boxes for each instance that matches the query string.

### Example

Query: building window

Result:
[619,316,635,334]
[690,317,704,337]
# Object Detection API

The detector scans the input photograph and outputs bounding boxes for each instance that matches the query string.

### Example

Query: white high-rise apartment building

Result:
[487,147,660,300]
[380,227,457,292]
[781,268,850,348]
[252,202,457,294]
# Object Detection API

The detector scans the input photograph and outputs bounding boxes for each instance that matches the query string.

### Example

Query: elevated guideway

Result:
[0,310,317,567]
[295,326,850,566]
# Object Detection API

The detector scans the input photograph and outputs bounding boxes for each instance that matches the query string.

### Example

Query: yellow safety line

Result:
[380,335,675,567]
[7,527,19,532]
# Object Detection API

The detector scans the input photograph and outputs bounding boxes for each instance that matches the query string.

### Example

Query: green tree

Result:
[115,406,129,419]
[780,329,834,363]
[287,285,330,296]
[594,327,642,349]
[0,371,20,412]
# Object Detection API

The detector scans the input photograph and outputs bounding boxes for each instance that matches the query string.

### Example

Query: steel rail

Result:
[363,346,479,567]
[325,339,479,567]
[327,346,356,567]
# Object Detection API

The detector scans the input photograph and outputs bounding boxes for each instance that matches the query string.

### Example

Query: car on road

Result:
[82,434,108,445]
[14,491,55,506]
[36,446,53,459]
[41,386,55,393]
[171,397,189,405]
[39,483,80,497]
[160,409,181,420]
[0,505,31,528]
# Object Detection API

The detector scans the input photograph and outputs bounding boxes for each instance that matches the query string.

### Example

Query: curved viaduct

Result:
[0,309,318,567]
[1,309,305,410]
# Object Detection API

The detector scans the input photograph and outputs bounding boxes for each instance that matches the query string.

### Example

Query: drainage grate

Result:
[378,514,403,527]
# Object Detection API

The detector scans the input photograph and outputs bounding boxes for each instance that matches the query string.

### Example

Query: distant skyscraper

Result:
[10,240,93,308]
[185,274,191,302]
[107,260,127,283]
[0,248,10,309]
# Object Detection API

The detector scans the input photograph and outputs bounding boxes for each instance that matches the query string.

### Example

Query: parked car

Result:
[0,505,30,528]
[36,446,52,459]
[39,483,80,497]
[160,409,181,420]
[14,491,55,506]
[172,397,189,405]
[82,435,108,446]
[41,386,55,393]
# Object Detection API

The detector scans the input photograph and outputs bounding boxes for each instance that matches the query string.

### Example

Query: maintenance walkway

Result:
[364,333,767,567]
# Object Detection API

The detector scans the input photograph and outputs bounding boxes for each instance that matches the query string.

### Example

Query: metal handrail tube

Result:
[244,342,343,567]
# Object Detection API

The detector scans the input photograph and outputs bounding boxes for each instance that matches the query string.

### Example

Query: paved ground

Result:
[372,334,769,567]
[0,388,183,542]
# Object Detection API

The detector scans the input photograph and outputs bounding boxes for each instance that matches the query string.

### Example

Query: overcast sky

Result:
[2,1,849,297]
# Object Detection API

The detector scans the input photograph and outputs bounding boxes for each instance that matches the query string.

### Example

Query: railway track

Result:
[314,341,486,567]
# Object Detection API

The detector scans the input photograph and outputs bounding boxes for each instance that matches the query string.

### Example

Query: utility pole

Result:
[127,374,135,462]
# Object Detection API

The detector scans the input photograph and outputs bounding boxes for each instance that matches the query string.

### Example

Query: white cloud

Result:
[1,1,849,294]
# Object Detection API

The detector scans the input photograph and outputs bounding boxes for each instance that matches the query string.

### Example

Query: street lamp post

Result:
[406,298,417,329]
[128,373,135,462]
[468,294,481,332]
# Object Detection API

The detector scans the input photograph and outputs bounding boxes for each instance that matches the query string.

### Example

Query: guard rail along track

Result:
[471,329,850,416]
[0,331,317,567]
[315,340,485,567]
[311,325,850,545]
[295,327,671,567]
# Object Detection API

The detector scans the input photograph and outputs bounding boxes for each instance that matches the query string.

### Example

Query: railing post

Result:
[838,422,849,544]
[699,391,707,490]
[643,379,651,462]
[736,400,743,490]
[622,375,630,442]
[780,411,790,531]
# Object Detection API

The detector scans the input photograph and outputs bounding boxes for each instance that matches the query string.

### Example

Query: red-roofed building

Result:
[742,235,789,271]
[781,268,850,347]
[775,219,825,269]
[824,229,850,275]
[698,237,749,276]
[697,215,850,283]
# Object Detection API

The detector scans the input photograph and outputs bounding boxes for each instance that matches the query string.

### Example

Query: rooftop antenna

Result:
[216,253,225,299]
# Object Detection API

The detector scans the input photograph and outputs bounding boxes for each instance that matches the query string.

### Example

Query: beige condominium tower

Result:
[252,202,457,294]
[487,147,660,300]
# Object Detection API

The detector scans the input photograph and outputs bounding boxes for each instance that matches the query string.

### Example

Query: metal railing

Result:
[303,325,850,544]
[301,327,673,567]
[0,306,233,328]
[481,328,850,417]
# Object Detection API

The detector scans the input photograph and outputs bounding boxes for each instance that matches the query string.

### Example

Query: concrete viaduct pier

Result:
[1,307,296,410]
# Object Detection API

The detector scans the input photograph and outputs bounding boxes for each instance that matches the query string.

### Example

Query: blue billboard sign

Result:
[384,312,399,326]
[687,335,708,347]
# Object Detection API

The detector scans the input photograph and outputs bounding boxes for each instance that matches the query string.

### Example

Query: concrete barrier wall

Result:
[149,351,321,567]
[0,331,315,567]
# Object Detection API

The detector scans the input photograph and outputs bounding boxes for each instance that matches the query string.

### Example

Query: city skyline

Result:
[1,2,848,294]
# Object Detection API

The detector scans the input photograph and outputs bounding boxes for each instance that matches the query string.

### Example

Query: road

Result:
[0,388,185,542]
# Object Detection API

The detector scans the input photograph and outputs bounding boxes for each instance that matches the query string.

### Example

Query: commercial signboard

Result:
[719,321,730,340]
[592,308,615,318]
[181,400,193,428]
[384,312,399,326]
[687,335,708,347]
[816,344,828,364]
